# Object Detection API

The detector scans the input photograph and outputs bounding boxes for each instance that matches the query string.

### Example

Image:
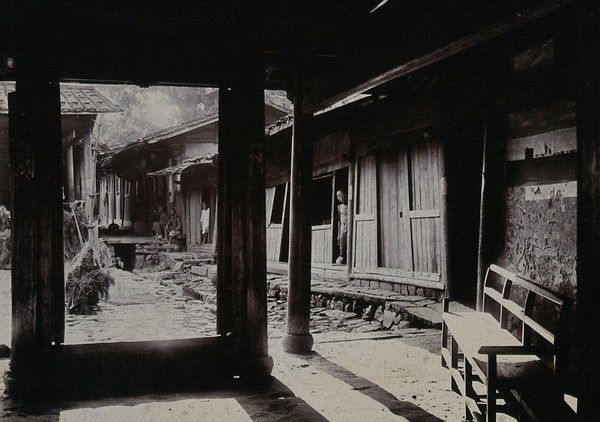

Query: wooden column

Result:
[83,131,97,241]
[282,79,314,354]
[66,145,75,203]
[346,159,355,275]
[575,0,600,418]
[6,56,64,396]
[217,66,272,377]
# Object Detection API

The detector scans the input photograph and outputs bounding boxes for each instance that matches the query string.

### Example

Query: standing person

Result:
[152,205,168,239]
[166,207,182,244]
[336,189,348,265]
[200,201,210,244]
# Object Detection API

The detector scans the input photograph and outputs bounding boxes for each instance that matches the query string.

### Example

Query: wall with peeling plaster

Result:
[496,101,577,300]
[498,183,576,299]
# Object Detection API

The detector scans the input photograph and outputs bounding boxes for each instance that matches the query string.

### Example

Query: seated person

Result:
[166,207,182,243]
[152,205,168,239]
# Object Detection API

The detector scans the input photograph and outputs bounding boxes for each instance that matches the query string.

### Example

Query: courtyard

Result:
[0,267,475,421]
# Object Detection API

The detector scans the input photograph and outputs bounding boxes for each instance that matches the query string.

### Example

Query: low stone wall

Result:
[268,278,442,330]
[106,241,185,270]
[348,278,444,301]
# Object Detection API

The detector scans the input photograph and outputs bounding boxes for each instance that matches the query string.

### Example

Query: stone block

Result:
[400,284,409,295]
[393,320,410,330]
[383,309,396,329]
[370,281,380,289]
[379,281,393,292]
[393,313,406,325]
[408,285,417,296]
[191,266,208,277]
[374,305,385,322]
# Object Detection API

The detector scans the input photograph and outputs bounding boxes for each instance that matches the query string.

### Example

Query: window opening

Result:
[311,175,333,226]
[270,183,286,225]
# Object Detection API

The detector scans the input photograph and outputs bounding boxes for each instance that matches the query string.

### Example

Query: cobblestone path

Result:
[3,268,411,345]
[64,268,218,344]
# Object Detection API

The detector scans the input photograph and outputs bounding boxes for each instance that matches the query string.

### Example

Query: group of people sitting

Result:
[152,206,181,243]
[152,202,210,244]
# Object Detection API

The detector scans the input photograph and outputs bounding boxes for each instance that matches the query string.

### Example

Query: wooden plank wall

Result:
[353,155,378,268]
[265,186,283,262]
[311,224,332,264]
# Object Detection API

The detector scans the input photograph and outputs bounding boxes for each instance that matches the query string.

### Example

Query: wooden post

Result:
[346,159,355,275]
[575,0,600,418]
[282,77,314,354]
[217,91,234,338]
[217,63,272,377]
[66,145,75,203]
[6,56,64,396]
[83,131,97,241]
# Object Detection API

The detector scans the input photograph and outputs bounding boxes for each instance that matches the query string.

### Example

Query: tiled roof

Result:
[147,153,217,176]
[101,112,220,161]
[265,114,293,136]
[103,101,291,165]
[144,113,219,145]
[0,82,121,114]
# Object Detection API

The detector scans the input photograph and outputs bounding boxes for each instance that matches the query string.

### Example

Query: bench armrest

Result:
[478,345,540,355]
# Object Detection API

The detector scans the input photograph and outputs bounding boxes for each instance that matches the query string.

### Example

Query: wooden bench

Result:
[441,264,574,422]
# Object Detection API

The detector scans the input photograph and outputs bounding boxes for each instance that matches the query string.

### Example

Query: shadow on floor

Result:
[0,374,328,422]
[297,351,444,422]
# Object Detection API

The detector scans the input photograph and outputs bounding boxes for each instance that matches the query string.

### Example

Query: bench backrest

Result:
[482,264,572,382]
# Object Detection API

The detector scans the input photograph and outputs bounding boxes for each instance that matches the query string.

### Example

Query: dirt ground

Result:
[0,268,498,421]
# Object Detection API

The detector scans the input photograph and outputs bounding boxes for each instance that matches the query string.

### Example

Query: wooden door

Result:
[123,180,131,227]
[378,150,412,269]
[114,175,122,226]
[353,156,378,269]
[409,139,443,274]
[187,188,203,245]
[377,138,444,279]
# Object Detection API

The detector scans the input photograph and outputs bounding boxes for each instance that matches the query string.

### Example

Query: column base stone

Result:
[282,333,314,354]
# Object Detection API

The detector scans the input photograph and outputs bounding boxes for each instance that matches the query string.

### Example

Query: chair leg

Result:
[487,355,497,422]
[450,336,459,394]
[465,358,474,420]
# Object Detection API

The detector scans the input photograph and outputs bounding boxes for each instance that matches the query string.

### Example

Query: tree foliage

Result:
[94,85,220,148]
[93,85,290,148]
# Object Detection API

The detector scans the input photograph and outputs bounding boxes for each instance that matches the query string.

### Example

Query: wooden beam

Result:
[575,0,600,418]
[303,0,572,113]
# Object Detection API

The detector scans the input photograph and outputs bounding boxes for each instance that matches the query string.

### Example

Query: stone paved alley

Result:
[0,266,516,421]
